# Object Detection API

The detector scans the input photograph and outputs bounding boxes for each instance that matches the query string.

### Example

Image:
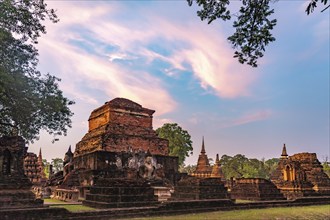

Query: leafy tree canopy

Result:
[179,164,196,174]
[219,154,279,179]
[187,0,329,67]
[51,158,64,173]
[0,0,74,142]
[0,0,58,43]
[42,158,50,178]
[156,123,193,166]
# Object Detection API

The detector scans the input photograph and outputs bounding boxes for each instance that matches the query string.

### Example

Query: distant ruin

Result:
[0,136,43,208]
[44,98,329,205]
[24,148,47,198]
[191,138,225,179]
[271,144,330,199]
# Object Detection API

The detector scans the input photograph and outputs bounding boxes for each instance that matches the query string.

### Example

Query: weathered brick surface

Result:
[271,151,330,199]
[191,138,212,177]
[171,176,228,200]
[83,178,159,208]
[230,178,285,201]
[75,98,169,156]
[0,136,44,208]
[72,151,178,184]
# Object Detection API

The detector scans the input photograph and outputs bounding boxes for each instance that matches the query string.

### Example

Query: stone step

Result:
[90,186,154,195]
[82,199,159,209]
[85,193,158,203]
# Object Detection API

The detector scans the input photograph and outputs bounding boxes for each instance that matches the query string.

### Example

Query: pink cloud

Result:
[231,110,273,127]
[44,1,258,100]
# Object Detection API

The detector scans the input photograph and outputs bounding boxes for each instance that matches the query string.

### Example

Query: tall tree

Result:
[0,0,74,142]
[179,164,197,174]
[51,158,63,173]
[187,0,329,67]
[264,157,279,178]
[156,123,193,166]
[220,154,273,179]
[42,158,50,178]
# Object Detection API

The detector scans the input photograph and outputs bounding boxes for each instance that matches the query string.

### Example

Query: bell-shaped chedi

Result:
[191,137,212,177]
[211,154,225,179]
[75,98,169,157]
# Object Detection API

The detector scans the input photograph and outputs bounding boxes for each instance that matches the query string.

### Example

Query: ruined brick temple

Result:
[0,136,43,208]
[75,98,169,156]
[271,144,330,199]
[172,137,228,201]
[24,149,46,185]
[50,98,179,206]
[191,138,225,179]
[45,98,329,208]
[191,137,212,178]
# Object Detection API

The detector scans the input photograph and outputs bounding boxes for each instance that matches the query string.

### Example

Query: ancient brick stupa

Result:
[0,136,43,208]
[24,148,47,185]
[271,144,330,199]
[171,138,228,201]
[56,98,179,207]
[191,137,212,177]
[211,154,225,179]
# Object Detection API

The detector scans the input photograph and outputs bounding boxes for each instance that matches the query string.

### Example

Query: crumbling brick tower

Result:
[75,98,169,156]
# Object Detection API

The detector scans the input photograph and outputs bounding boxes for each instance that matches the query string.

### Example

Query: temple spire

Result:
[201,136,206,154]
[281,143,288,159]
[215,153,220,164]
[38,148,42,162]
[66,145,73,157]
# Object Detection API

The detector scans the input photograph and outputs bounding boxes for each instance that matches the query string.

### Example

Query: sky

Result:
[29,1,329,165]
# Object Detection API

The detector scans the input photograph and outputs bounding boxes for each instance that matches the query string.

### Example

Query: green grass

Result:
[128,205,330,220]
[234,199,255,204]
[54,204,97,212]
[44,198,97,212]
[44,198,68,204]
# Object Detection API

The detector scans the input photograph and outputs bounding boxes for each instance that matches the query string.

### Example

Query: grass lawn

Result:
[44,198,97,212]
[128,205,330,220]
[44,198,68,204]
[54,204,97,212]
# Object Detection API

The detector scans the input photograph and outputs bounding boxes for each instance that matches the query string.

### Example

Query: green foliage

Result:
[42,158,50,178]
[220,154,279,179]
[0,0,74,142]
[51,158,63,173]
[156,123,193,166]
[322,159,330,178]
[179,164,196,174]
[306,0,330,14]
[188,0,276,67]
[0,0,59,43]
[188,0,329,67]
[264,157,279,178]
[228,0,276,67]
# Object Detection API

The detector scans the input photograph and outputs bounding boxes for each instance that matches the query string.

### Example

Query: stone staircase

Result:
[82,178,160,208]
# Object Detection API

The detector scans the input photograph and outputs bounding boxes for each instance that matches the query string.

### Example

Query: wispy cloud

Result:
[43,1,258,102]
[187,110,273,128]
[231,110,273,127]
